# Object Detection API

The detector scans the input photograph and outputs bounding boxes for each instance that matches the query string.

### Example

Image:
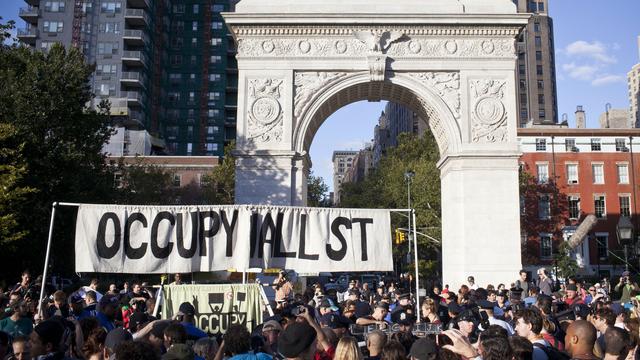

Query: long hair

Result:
[334,336,364,360]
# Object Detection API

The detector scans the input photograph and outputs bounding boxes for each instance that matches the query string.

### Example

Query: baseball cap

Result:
[392,309,417,325]
[409,337,438,360]
[566,284,578,292]
[477,300,497,310]
[623,271,631,277]
[99,294,119,309]
[278,322,317,358]
[177,302,196,316]
[262,320,283,332]
[319,299,339,312]
[447,302,463,315]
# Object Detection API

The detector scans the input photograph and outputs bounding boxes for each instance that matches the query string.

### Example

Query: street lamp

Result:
[404,170,415,291]
[617,216,634,272]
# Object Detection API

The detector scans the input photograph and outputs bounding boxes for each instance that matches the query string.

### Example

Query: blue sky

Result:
[2,1,639,191]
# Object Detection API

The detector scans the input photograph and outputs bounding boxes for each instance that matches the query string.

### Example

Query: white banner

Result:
[74,204,392,273]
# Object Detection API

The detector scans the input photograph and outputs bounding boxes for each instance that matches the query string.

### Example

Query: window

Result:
[190,55,197,65]
[615,138,627,151]
[595,234,608,259]
[519,79,526,90]
[620,195,631,217]
[186,143,193,155]
[207,109,220,118]
[536,163,549,184]
[44,1,66,12]
[167,92,181,103]
[208,92,221,100]
[536,138,546,151]
[96,64,117,75]
[565,138,576,152]
[591,138,601,151]
[99,22,120,34]
[172,21,184,32]
[96,83,115,96]
[40,41,58,51]
[535,50,542,61]
[538,80,544,89]
[210,55,222,63]
[192,21,198,31]
[618,164,629,184]
[173,4,185,13]
[538,2,545,11]
[193,4,199,13]
[528,1,537,12]
[592,164,604,184]
[520,195,525,215]
[209,74,221,82]
[211,38,223,46]
[520,110,528,121]
[539,109,546,119]
[82,2,92,13]
[206,143,218,152]
[187,126,194,138]
[191,37,197,46]
[172,174,181,187]
[538,195,550,220]
[100,2,122,13]
[43,21,64,33]
[211,22,224,30]
[535,36,542,47]
[566,164,578,184]
[169,73,182,83]
[568,196,580,220]
[206,126,219,135]
[97,42,119,55]
[170,55,182,66]
[536,65,543,75]
[540,234,552,259]
[534,22,540,32]
[171,37,183,48]
[538,94,545,105]
[212,4,224,12]
[594,195,606,218]
[519,64,526,75]
[520,93,528,104]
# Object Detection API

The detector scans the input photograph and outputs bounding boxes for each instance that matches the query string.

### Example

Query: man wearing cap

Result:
[261,320,282,356]
[68,294,85,320]
[340,281,358,303]
[408,337,438,360]
[356,302,389,328]
[615,271,639,304]
[347,288,371,318]
[103,327,133,359]
[319,313,351,339]
[318,299,338,317]
[80,290,99,320]
[455,310,478,342]
[176,302,207,341]
[29,320,72,360]
[386,293,410,323]
[391,308,417,339]
[97,294,119,332]
[477,300,514,335]
[564,284,584,306]
[279,306,332,360]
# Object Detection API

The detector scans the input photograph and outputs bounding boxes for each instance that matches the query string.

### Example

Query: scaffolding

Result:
[71,0,84,48]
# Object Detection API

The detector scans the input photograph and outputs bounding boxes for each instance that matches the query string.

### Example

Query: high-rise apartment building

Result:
[512,0,559,127]
[628,36,640,128]
[332,150,357,205]
[17,0,238,156]
[372,102,422,166]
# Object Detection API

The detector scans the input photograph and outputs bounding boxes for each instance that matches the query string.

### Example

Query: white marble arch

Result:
[223,0,529,289]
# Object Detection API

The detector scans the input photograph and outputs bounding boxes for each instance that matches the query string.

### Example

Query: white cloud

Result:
[591,74,626,86]
[562,62,599,81]
[565,40,617,64]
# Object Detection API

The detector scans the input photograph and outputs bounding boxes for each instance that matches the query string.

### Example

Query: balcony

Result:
[127,0,150,9]
[123,30,147,46]
[124,91,145,107]
[24,0,39,6]
[124,8,149,26]
[17,28,38,44]
[19,7,39,24]
[122,51,148,67]
[120,72,146,88]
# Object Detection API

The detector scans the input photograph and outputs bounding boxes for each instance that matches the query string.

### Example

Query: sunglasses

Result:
[589,289,596,292]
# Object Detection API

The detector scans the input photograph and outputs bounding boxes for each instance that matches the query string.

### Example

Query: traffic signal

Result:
[395,229,406,244]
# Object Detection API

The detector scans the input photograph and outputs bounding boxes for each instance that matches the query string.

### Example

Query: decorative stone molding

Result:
[470,79,508,143]
[236,37,515,59]
[231,25,522,37]
[247,78,284,144]
[367,55,388,82]
[353,30,406,53]
[409,72,461,119]
[294,72,349,119]
[416,97,450,155]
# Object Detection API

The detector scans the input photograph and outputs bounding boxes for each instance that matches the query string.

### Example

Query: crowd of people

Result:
[1,268,640,360]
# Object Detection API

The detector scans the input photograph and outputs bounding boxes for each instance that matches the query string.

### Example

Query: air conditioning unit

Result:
[570,180,578,184]
[621,147,630,152]
[571,146,579,152]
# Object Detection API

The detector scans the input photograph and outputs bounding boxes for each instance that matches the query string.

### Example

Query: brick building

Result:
[519,128,640,278]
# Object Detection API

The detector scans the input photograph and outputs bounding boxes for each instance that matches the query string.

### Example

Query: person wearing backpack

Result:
[514,308,569,360]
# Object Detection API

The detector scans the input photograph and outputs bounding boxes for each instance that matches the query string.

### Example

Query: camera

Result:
[291,305,307,316]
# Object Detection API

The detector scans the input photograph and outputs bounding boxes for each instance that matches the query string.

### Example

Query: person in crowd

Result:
[29,320,72,360]
[0,300,32,338]
[277,321,316,360]
[171,274,184,285]
[7,335,30,360]
[593,307,616,356]
[194,337,219,360]
[494,290,509,319]
[366,330,386,360]
[347,288,371,319]
[129,282,151,301]
[335,336,363,360]
[515,270,530,296]
[509,336,533,360]
[103,327,133,359]
[523,286,539,308]
[116,340,160,360]
[162,323,195,360]
[107,284,118,296]
[175,302,207,343]
[261,320,282,356]
[273,271,293,310]
[9,271,32,299]
[603,327,630,360]
[514,308,550,360]
[615,271,639,305]
[119,282,130,296]
[564,320,599,360]
[361,283,373,305]
[46,290,70,319]
[356,302,389,328]
[341,301,358,324]
[455,310,478,343]
[536,268,554,296]
[420,298,440,324]
[80,290,99,320]
[97,295,119,332]
[380,340,405,360]
[467,276,478,290]
[148,321,171,354]
[81,327,107,360]
[372,286,385,304]
[478,299,514,335]
[318,299,339,317]
[564,284,584,306]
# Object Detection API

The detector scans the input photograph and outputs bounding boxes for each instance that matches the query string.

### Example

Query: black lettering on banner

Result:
[198,211,220,256]
[150,211,175,258]
[327,217,350,261]
[124,213,148,259]
[249,213,259,258]
[273,212,295,258]
[298,214,319,260]
[176,212,198,258]
[221,210,238,257]
[257,213,277,258]
[352,218,373,261]
[96,212,121,259]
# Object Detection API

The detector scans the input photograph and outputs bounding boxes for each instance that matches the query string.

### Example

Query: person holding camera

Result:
[614,271,639,304]
[273,271,293,310]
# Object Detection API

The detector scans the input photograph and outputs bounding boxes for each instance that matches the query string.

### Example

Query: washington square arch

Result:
[223,0,530,288]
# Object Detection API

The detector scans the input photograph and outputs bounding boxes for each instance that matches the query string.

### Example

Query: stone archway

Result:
[223,0,529,287]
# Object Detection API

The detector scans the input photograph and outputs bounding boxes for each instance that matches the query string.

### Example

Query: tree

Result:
[0,41,115,277]
[307,171,330,207]
[201,142,236,205]
[340,132,442,284]
[114,157,178,205]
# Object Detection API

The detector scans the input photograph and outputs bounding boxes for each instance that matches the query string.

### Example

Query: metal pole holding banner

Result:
[412,209,420,319]
[38,202,58,318]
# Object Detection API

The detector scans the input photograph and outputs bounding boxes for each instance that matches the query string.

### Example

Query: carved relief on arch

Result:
[246,78,284,144]
[293,71,350,120]
[408,72,461,120]
[416,97,450,155]
[470,79,508,143]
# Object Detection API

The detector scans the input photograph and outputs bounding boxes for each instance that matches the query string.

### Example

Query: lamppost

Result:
[617,216,634,272]
[404,170,415,287]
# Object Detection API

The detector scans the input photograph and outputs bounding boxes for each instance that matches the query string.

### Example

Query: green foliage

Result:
[340,132,442,282]
[201,142,236,205]
[0,42,115,276]
[553,242,579,280]
[307,171,330,207]
[114,157,178,205]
